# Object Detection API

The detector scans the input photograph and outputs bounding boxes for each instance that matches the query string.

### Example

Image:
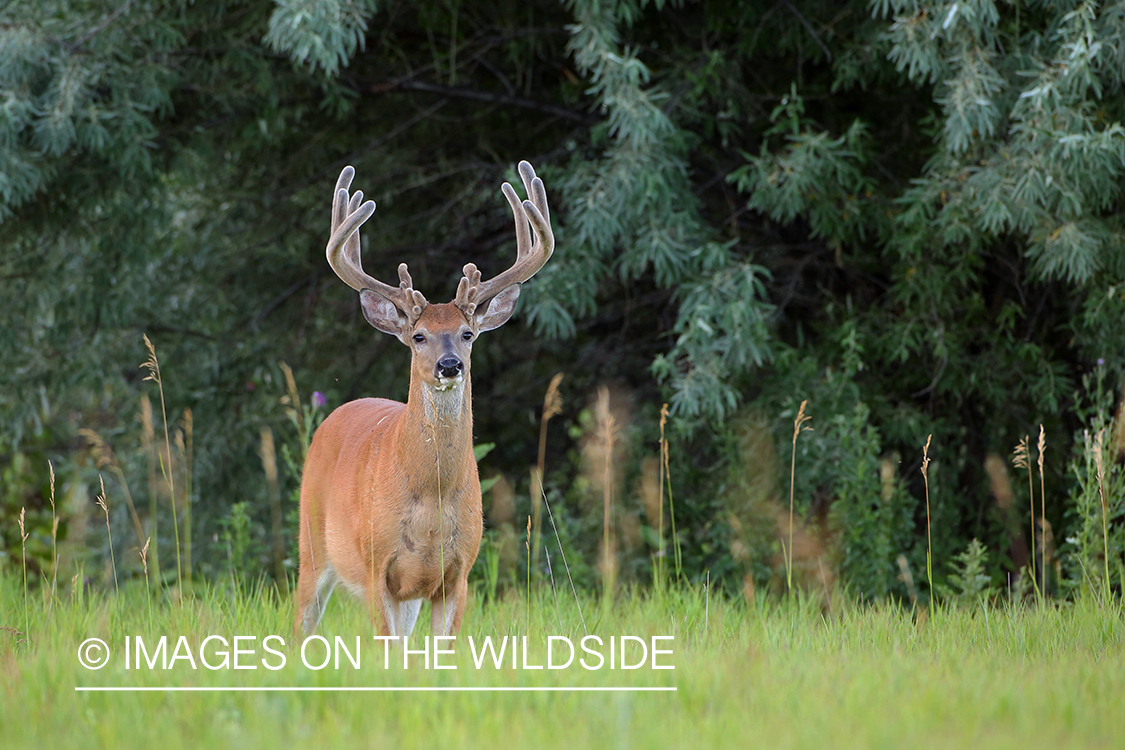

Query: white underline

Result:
[76,686,675,692]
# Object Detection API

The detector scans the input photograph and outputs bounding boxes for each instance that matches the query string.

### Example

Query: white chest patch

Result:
[423,380,466,423]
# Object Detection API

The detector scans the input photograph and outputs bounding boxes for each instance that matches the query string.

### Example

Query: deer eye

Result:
[461,331,473,342]
[412,333,426,344]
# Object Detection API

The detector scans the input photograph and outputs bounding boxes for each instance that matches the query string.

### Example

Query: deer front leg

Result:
[368,562,423,640]
[430,575,468,637]
[294,499,336,637]
[295,562,338,637]
[383,595,423,639]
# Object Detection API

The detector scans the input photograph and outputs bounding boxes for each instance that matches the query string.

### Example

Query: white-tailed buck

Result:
[295,161,553,638]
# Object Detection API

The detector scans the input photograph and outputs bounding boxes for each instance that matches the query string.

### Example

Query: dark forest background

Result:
[2,0,1124,601]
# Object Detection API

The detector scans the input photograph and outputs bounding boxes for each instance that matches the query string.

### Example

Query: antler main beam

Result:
[325,162,551,321]
[325,166,427,321]
[455,161,553,316]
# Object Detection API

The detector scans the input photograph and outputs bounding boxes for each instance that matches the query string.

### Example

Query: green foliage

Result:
[729,88,879,247]
[265,0,378,76]
[1062,368,1125,596]
[0,447,56,575]
[763,352,918,600]
[880,0,1125,285]
[941,537,994,605]
[0,1,177,218]
[2,0,1124,601]
[527,0,776,424]
[653,261,774,421]
[825,402,910,601]
[220,501,253,581]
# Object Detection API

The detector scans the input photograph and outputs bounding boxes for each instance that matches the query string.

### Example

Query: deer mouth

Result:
[432,374,464,392]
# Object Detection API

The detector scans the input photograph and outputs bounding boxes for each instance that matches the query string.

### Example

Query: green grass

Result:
[2,571,1123,750]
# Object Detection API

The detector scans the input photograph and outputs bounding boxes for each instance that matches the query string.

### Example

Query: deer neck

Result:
[398,369,475,494]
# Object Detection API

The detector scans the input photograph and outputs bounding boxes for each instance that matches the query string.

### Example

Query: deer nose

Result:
[436,356,463,379]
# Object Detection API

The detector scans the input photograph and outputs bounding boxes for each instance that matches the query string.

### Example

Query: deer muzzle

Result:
[436,356,464,380]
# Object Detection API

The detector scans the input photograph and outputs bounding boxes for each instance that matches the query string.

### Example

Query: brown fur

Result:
[294,304,485,638]
[298,161,552,638]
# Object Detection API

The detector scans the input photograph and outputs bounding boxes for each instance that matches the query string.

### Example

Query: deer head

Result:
[325,161,553,391]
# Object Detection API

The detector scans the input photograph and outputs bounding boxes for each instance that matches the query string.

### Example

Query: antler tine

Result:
[331,167,364,266]
[343,189,365,264]
[503,180,532,260]
[326,166,428,321]
[456,161,554,314]
[332,166,354,232]
[518,160,549,227]
[397,263,427,317]
[326,192,378,292]
[455,263,483,315]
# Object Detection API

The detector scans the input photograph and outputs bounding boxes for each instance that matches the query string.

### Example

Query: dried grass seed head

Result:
[1012,436,1030,471]
[543,373,564,421]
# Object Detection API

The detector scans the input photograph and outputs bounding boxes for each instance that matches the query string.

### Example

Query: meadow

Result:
[3,345,1122,749]
[3,570,1123,750]
[6,3,1125,746]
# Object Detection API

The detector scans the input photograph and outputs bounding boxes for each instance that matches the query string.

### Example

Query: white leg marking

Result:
[383,592,400,637]
[383,595,423,639]
[432,596,457,637]
[302,564,338,635]
[399,599,422,637]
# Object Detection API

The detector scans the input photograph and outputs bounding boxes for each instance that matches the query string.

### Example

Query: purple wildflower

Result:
[312,391,327,409]
[1097,358,1105,367]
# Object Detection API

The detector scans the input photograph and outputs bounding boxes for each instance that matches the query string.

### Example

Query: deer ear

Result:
[361,290,410,341]
[475,285,521,332]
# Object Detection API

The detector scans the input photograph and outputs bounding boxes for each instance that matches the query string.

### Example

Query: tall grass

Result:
[1013,435,1038,597]
[141,334,182,588]
[4,370,1125,750]
[786,400,811,594]
[1037,425,1047,594]
[139,395,161,586]
[921,434,933,598]
[1094,429,1111,597]
[594,387,619,616]
[525,515,531,634]
[538,477,587,636]
[18,506,28,642]
[95,476,118,595]
[180,408,194,587]
[79,429,145,565]
[658,403,682,582]
[260,427,288,596]
[531,373,564,587]
[47,461,58,614]
[3,571,1123,750]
